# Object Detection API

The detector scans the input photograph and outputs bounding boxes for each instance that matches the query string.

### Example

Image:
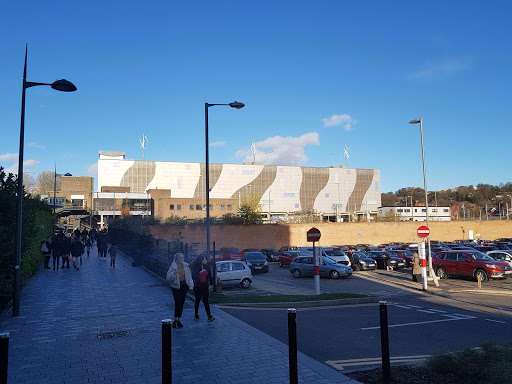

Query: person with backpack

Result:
[61,233,71,269]
[41,236,52,269]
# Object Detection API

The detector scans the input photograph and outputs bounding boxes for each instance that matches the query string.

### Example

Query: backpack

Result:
[41,242,49,253]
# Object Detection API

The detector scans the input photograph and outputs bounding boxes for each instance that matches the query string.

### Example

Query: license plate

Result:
[505,270,512,274]
[369,264,375,267]
[255,266,262,269]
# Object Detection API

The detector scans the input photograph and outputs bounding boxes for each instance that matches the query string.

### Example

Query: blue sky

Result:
[1,1,511,193]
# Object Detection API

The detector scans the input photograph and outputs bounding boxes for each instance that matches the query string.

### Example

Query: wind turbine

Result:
[343,146,350,168]
[251,141,258,164]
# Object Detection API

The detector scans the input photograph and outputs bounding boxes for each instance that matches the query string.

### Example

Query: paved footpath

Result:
[0,246,359,384]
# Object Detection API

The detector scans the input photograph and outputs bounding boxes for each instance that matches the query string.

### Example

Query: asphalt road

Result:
[217,262,512,373]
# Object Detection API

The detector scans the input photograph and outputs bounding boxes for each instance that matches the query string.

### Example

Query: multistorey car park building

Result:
[95,151,381,226]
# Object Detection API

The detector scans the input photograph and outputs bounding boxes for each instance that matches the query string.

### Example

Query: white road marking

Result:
[361,314,476,330]
[394,304,414,309]
[485,318,506,324]
[427,309,447,313]
[417,309,438,314]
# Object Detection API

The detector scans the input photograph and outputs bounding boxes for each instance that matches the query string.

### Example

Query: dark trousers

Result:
[62,254,70,268]
[44,255,51,268]
[412,274,422,282]
[194,283,211,317]
[53,255,60,269]
[171,281,188,318]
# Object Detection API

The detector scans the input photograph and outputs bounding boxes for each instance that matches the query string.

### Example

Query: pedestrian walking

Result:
[70,235,84,271]
[61,233,71,269]
[412,251,422,282]
[166,253,194,328]
[51,232,63,270]
[191,256,215,322]
[86,237,91,257]
[41,236,52,269]
[108,243,118,268]
[385,253,393,271]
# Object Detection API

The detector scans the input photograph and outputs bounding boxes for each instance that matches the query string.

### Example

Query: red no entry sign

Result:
[307,227,321,242]
[417,225,430,238]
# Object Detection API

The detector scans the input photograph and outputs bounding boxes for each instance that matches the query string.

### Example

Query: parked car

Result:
[387,250,414,267]
[289,256,352,279]
[278,246,300,254]
[261,248,280,262]
[242,251,269,273]
[350,251,377,271]
[199,250,221,262]
[299,246,351,266]
[433,251,512,281]
[219,247,243,261]
[486,250,512,267]
[279,251,300,267]
[366,251,406,270]
[216,261,253,288]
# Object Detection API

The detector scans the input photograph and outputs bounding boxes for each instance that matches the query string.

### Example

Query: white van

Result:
[299,246,351,267]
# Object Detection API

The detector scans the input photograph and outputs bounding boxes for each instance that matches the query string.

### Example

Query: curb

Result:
[446,289,512,296]
[213,296,380,308]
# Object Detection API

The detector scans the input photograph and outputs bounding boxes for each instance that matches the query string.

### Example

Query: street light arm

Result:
[25,81,52,88]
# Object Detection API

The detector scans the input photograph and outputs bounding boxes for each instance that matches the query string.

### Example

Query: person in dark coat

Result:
[61,233,71,268]
[385,253,393,271]
[412,252,422,282]
[70,235,84,271]
[51,232,63,270]
[191,256,215,322]
[41,236,52,269]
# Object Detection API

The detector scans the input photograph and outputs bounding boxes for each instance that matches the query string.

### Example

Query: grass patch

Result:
[426,342,512,384]
[210,292,369,304]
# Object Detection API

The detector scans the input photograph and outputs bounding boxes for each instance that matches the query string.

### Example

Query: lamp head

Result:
[409,118,421,124]
[229,101,245,109]
[51,79,77,92]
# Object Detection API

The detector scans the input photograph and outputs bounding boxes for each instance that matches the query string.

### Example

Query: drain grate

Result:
[97,331,131,340]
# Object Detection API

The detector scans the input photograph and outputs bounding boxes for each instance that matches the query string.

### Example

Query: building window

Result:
[284,193,295,197]
[432,209,437,213]
[177,205,181,211]
[443,209,449,212]
[397,209,403,213]
[196,205,202,210]
[415,209,417,212]
[242,170,255,175]
[221,205,225,211]
[169,204,174,210]
[405,209,410,212]
[422,209,426,212]
[227,205,232,210]
[190,205,194,210]
[295,203,299,208]
[325,193,329,198]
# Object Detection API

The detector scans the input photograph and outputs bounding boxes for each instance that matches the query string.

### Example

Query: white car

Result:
[487,250,512,267]
[215,261,253,289]
[299,246,351,267]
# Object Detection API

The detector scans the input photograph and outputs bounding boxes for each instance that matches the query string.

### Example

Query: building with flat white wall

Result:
[97,151,382,222]
[378,206,451,221]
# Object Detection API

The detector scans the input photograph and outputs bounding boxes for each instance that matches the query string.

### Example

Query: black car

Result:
[350,251,377,271]
[366,251,406,270]
[261,248,280,262]
[242,251,269,273]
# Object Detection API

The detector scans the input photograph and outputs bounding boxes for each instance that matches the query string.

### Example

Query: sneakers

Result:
[177,321,183,328]
[194,314,200,320]
[208,316,215,322]
[172,320,177,328]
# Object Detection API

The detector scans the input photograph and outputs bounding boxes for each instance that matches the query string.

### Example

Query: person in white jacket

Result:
[166,253,194,328]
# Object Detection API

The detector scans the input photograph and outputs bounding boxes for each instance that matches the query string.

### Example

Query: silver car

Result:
[216,261,253,289]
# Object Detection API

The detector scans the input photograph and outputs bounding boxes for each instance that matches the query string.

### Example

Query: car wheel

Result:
[475,269,488,282]
[436,267,447,279]
[353,263,360,271]
[329,270,340,279]
[241,278,251,289]
[292,269,302,278]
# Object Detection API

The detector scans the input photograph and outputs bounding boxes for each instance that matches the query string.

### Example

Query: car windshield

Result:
[245,252,266,260]
[287,251,300,257]
[325,250,345,256]
[322,257,336,264]
[228,249,240,254]
[468,252,495,261]
[402,251,413,256]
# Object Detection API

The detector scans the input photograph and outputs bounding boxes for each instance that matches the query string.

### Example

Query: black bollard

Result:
[0,332,8,384]
[379,301,391,383]
[288,308,298,384]
[162,320,172,384]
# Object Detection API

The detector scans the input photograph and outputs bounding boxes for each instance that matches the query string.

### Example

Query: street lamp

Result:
[14,46,76,317]
[205,101,244,289]
[409,117,437,288]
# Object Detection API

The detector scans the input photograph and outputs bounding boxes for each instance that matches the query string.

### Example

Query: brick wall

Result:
[147,221,512,253]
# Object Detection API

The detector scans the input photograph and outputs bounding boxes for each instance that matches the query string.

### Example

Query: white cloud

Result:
[4,159,39,175]
[0,153,18,162]
[236,132,320,166]
[28,142,46,149]
[321,114,356,131]
[87,163,98,177]
[409,57,470,80]
[209,141,226,147]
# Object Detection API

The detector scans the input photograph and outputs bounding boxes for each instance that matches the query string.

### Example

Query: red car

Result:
[219,247,243,261]
[279,251,300,267]
[433,250,512,281]
[387,250,414,267]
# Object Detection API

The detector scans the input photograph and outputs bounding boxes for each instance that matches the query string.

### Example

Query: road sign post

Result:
[418,241,427,291]
[417,225,439,287]
[307,228,321,295]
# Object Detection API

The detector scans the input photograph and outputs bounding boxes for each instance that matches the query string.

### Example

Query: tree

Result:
[35,171,60,196]
[238,193,263,224]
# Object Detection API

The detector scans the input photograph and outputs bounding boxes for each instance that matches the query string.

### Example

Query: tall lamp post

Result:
[14,46,76,317]
[409,117,438,287]
[204,101,244,274]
